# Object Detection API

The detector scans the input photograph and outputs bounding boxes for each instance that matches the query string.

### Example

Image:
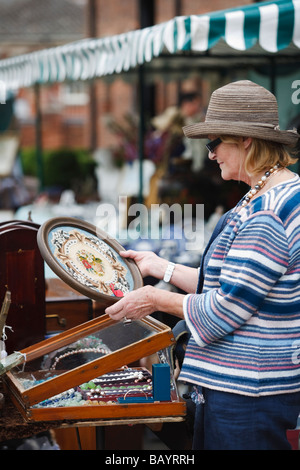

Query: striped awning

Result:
[0,0,299,92]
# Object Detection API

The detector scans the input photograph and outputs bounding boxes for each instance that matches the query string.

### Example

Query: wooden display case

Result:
[2,314,185,423]
[1,217,186,427]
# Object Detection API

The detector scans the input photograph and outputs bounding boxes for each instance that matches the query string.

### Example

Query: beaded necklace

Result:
[241,163,281,207]
[79,369,153,402]
[50,347,109,370]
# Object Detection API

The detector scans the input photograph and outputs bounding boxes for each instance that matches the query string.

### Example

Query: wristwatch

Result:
[163,262,176,283]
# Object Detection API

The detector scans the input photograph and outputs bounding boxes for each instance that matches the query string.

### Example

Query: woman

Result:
[106,81,300,450]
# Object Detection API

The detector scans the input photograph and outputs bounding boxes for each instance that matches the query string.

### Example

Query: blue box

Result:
[152,363,171,401]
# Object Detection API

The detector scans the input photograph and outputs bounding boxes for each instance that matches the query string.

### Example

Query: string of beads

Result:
[50,347,109,370]
[241,163,281,207]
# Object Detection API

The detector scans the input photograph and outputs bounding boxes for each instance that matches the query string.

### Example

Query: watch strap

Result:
[163,262,176,283]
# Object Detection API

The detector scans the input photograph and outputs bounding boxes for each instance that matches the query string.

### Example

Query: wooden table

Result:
[0,381,185,450]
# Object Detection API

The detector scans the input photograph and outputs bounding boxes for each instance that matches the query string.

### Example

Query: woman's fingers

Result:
[105,286,156,321]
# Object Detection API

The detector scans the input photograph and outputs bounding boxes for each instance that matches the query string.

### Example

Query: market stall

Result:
[0,0,299,200]
[0,0,299,88]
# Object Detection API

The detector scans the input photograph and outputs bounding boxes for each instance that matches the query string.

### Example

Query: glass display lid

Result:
[2,314,185,422]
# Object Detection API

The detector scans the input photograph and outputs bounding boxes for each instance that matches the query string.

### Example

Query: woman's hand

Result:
[120,249,199,294]
[105,285,157,322]
[120,250,168,279]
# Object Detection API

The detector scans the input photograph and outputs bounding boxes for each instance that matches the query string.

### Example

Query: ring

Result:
[123,316,132,324]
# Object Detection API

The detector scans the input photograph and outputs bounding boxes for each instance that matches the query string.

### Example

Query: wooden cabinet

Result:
[0,220,45,353]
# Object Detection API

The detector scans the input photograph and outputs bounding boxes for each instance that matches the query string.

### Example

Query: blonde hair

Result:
[220,135,297,177]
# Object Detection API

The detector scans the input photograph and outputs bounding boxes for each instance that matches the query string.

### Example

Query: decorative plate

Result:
[37,217,143,305]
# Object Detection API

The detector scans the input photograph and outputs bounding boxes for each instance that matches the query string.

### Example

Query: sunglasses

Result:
[206,137,222,153]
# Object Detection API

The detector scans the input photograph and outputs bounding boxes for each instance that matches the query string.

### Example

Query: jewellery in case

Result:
[50,347,110,370]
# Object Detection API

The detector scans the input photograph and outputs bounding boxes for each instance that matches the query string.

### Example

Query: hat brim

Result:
[182,120,299,147]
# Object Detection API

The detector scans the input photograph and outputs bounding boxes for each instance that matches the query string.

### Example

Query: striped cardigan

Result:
[180,175,300,396]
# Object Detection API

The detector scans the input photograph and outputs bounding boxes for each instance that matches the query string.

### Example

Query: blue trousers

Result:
[192,387,300,450]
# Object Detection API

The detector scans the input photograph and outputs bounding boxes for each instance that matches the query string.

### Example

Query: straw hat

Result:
[183,80,299,147]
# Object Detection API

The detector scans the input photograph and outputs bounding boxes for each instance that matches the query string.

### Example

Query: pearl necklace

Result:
[50,347,109,370]
[241,163,281,207]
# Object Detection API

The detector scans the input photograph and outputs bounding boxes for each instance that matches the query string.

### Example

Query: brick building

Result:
[0,0,254,152]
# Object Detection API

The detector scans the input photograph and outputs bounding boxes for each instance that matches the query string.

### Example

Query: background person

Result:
[106,80,300,450]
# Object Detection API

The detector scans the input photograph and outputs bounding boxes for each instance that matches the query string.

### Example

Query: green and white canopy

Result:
[0,0,299,92]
